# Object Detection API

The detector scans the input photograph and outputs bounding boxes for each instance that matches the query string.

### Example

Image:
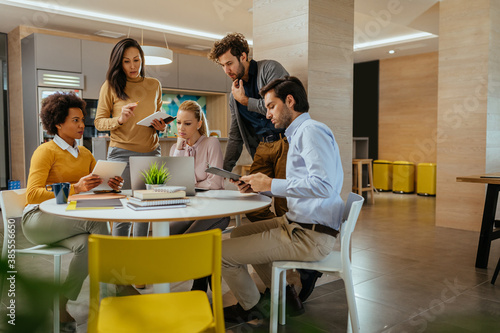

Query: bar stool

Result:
[352,159,375,204]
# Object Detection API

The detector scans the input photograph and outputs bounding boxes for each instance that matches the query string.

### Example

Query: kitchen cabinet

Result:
[145,52,179,89]
[81,40,113,99]
[26,33,82,72]
[178,53,228,92]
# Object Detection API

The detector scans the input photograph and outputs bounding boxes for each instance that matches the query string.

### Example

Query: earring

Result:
[197,127,200,130]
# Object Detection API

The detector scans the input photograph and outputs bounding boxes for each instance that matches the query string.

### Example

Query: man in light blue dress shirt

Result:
[222,76,344,323]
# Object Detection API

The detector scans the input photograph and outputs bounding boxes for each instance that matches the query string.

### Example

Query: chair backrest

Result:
[88,229,223,332]
[1,189,27,258]
[340,193,364,263]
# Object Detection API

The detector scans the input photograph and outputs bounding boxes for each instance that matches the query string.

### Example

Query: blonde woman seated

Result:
[170,100,230,291]
[21,92,130,332]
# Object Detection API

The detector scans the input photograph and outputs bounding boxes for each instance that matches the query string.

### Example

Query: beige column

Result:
[436,0,500,230]
[253,0,354,199]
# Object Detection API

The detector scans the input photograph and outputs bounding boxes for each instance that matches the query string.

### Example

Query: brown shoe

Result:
[286,285,305,317]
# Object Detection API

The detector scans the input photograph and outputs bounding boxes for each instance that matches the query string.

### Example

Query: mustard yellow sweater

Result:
[94,76,163,153]
[26,141,96,205]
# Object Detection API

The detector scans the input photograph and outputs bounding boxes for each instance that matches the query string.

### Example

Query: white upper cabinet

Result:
[81,40,114,99]
[31,34,82,72]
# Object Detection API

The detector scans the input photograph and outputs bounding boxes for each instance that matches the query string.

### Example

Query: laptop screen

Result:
[129,156,196,196]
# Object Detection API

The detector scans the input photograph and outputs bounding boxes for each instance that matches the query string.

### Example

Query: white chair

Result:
[0,189,72,333]
[269,193,364,333]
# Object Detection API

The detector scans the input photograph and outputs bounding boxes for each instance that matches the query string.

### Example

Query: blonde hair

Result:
[178,100,209,136]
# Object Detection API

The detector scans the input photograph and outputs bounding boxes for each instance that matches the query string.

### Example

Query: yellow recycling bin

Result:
[373,160,393,191]
[417,163,437,196]
[392,161,415,194]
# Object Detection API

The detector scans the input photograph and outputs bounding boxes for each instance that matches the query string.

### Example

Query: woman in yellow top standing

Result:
[95,38,168,238]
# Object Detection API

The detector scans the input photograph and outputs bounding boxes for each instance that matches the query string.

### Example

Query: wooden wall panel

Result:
[7,27,25,184]
[436,0,496,232]
[379,52,438,164]
[254,0,354,200]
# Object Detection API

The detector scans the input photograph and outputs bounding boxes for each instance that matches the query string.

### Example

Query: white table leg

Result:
[152,221,170,293]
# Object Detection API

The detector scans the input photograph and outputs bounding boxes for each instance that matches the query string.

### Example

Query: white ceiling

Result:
[0,0,440,63]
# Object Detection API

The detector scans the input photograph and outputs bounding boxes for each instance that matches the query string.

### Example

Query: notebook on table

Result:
[129,156,196,196]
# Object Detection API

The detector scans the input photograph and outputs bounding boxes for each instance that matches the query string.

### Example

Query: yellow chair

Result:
[87,229,224,333]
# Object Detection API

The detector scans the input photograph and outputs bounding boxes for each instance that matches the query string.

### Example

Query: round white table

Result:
[39,190,272,236]
[40,190,271,293]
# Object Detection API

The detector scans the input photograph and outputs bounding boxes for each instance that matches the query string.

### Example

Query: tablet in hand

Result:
[91,160,127,191]
[205,166,242,181]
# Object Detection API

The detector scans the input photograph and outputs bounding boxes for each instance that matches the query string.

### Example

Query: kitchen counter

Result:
[92,136,229,161]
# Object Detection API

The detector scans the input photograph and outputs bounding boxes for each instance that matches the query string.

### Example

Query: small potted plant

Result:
[141,161,171,190]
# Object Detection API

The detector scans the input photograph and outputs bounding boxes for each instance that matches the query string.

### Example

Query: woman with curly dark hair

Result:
[94,37,168,239]
[22,92,127,332]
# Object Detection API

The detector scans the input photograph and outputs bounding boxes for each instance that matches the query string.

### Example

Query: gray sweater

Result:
[223,59,289,171]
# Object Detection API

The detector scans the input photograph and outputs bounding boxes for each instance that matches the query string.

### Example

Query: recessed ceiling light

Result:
[95,30,125,38]
[353,32,437,51]
[388,50,395,54]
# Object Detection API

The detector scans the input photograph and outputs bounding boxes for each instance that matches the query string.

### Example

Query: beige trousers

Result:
[22,206,110,300]
[221,215,337,310]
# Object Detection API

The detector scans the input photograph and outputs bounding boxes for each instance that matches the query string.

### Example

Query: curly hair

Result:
[40,92,87,135]
[106,38,145,100]
[208,32,249,64]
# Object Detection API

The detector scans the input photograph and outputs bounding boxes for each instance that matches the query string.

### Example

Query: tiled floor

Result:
[1,192,500,332]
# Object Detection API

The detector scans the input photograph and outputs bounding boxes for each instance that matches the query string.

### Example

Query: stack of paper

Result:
[128,187,189,210]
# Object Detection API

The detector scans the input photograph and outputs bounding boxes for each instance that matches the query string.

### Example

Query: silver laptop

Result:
[129,156,196,196]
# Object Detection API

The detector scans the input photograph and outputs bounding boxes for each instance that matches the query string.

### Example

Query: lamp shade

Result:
[142,45,173,65]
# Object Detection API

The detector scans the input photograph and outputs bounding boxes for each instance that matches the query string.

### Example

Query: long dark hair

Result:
[106,38,145,100]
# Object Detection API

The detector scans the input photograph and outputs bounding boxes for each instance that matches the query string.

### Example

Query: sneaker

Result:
[223,302,267,323]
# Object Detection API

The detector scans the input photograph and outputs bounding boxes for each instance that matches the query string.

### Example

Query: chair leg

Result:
[341,270,360,333]
[492,257,500,284]
[279,269,287,325]
[54,255,61,333]
[270,266,281,333]
[368,162,375,204]
[357,163,363,196]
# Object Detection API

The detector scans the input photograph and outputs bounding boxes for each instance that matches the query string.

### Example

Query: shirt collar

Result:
[285,112,311,141]
[53,134,80,154]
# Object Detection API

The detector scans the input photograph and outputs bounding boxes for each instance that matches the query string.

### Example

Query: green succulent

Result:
[140,162,171,185]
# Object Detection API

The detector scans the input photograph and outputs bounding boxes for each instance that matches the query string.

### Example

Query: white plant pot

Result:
[145,184,164,190]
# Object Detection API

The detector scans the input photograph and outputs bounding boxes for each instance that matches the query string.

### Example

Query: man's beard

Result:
[234,61,245,81]
[275,106,293,129]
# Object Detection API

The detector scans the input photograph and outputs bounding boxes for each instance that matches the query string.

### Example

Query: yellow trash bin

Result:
[392,161,415,194]
[417,163,437,196]
[373,160,393,191]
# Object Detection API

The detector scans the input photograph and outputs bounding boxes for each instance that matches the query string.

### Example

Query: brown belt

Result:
[290,221,339,238]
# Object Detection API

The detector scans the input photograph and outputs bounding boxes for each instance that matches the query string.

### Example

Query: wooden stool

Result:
[352,159,375,204]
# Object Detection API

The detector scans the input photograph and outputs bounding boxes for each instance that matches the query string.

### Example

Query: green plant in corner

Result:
[140,162,171,185]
